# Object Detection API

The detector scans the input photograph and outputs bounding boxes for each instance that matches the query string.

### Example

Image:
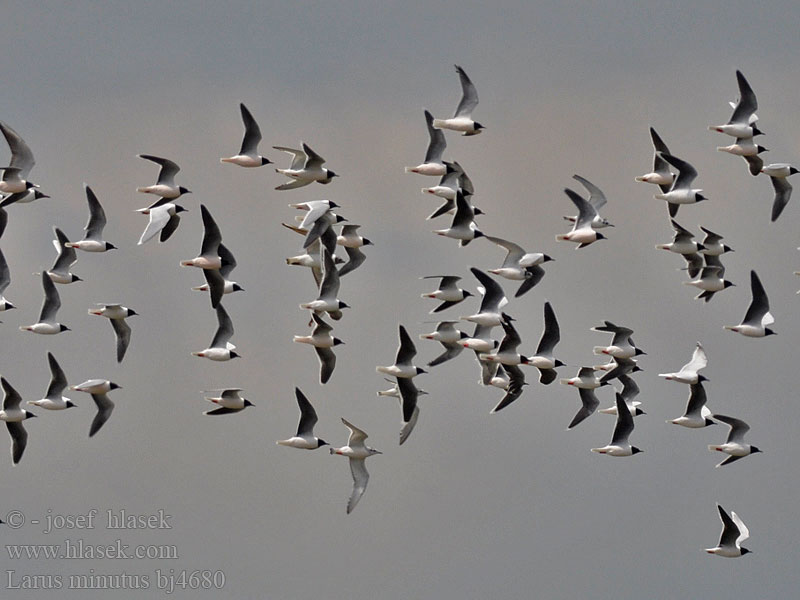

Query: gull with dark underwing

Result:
[706,504,751,557]
[405,110,449,176]
[556,188,606,247]
[709,71,761,140]
[64,185,116,252]
[71,379,120,438]
[635,127,674,193]
[277,388,327,449]
[136,154,191,198]
[376,324,427,379]
[667,382,714,428]
[433,191,484,246]
[0,121,39,200]
[88,303,137,363]
[20,272,69,334]
[724,270,775,338]
[0,248,15,311]
[708,414,761,467]
[220,103,271,167]
[138,202,187,245]
[421,275,472,313]
[655,153,707,218]
[0,377,36,464]
[191,304,239,361]
[181,205,222,270]
[591,393,642,456]
[28,353,76,411]
[299,247,349,321]
[460,267,506,327]
[761,163,798,222]
[45,227,81,284]
[420,320,467,367]
[203,388,254,415]
[192,243,243,308]
[563,174,613,228]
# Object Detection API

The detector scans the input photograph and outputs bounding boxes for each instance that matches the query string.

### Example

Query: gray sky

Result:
[1,1,799,598]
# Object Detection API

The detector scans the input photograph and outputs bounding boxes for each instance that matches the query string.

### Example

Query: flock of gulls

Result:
[0,65,792,553]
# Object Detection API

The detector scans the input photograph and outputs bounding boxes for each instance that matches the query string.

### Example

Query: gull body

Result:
[88,303,137,362]
[191,304,239,361]
[654,153,706,217]
[635,127,674,191]
[65,185,116,252]
[460,267,506,327]
[203,388,254,415]
[421,275,472,313]
[659,342,708,384]
[46,227,81,284]
[138,202,187,245]
[433,191,484,246]
[708,414,761,467]
[724,270,775,337]
[555,188,606,248]
[376,324,427,379]
[563,174,613,228]
[180,204,222,269]
[761,163,798,222]
[20,272,69,334]
[591,394,642,456]
[709,71,761,140]
[70,380,121,438]
[668,382,714,428]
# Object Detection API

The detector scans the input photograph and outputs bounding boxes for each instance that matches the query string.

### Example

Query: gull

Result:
[724,270,775,337]
[20,271,70,334]
[0,377,36,464]
[136,154,191,198]
[591,393,642,456]
[561,366,607,389]
[376,324,427,378]
[330,418,382,514]
[598,357,643,385]
[277,388,328,449]
[137,202,187,245]
[421,275,472,313]
[484,235,553,297]
[0,248,15,310]
[180,204,222,269]
[709,414,761,467]
[0,122,36,191]
[667,382,714,428]
[698,226,733,256]
[422,161,460,199]
[706,504,751,557]
[528,302,564,384]
[592,321,645,359]
[655,153,707,217]
[655,220,705,255]
[293,313,343,384]
[564,174,614,228]
[405,110,449,176]
[273,143,337,190]
[709,71,761,139]
[635,127,674,192]
[191,304,239,361]
[70,379,121,438]
[63,184,116,252]
[432,65,484,135]
[461,267,507,327]
[659,342,708,384]
[717,137,768,176]
[299,247,350,321]
[420,320,468,367]
[193,243,243,309]
[433,191,484,246]
[88,303,138,363]
[761,163,798,222]
[337,225,372,277]
[28,353,76,411]
[600,373,642,415]
[45,227,81,284]
[490,364,527,414]
[220,103,271,167]
[683,265,734,302]
[202,388,254,415]
[555,188,607,247]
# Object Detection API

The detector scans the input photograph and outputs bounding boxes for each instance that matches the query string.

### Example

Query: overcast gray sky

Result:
[1,1,799,598]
